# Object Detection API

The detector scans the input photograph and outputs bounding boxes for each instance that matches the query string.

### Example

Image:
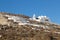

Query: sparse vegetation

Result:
[0,12,60,40]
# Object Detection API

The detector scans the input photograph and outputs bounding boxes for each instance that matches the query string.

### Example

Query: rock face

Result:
[0,12,60,40]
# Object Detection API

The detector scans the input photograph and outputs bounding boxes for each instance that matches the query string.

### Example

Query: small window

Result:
[45,19,49,21]
[36,18,39,19]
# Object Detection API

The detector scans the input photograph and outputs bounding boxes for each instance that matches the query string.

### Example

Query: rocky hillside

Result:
[0,12,60,40]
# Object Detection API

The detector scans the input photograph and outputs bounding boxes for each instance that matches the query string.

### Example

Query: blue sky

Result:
[0,0,60,24]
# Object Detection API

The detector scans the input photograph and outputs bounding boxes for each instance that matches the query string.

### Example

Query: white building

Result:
[30,14,50,22]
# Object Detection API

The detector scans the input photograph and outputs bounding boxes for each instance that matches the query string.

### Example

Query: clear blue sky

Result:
[0,0,60,24]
